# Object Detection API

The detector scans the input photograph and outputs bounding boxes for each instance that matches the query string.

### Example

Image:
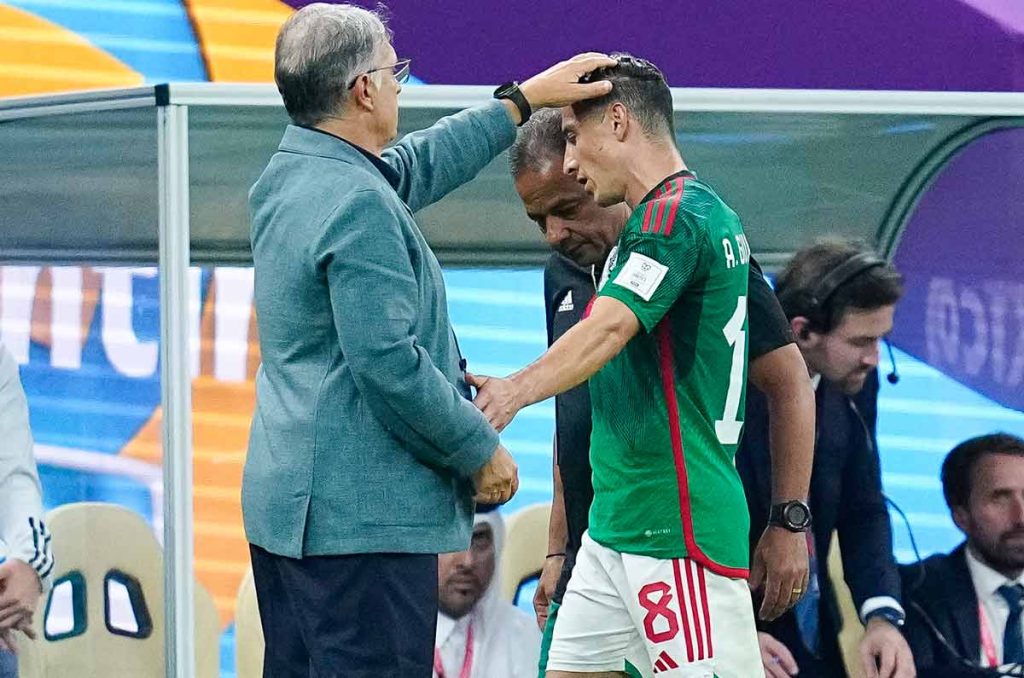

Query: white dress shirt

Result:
[965,546,1024,665]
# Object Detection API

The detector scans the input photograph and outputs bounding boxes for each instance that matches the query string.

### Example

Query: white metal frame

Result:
[162,82,1024,115]
[8,82,1024,116]
[3,83,1024,677]
[157,103,194,678]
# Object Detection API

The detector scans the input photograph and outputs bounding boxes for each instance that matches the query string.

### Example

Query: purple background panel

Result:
[891,127,1024,411]
[284,0,1024,90]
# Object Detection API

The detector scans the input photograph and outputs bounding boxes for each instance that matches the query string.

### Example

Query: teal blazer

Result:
[243,100,515,557]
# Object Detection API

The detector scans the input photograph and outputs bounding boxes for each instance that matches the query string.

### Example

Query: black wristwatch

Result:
[768,500,812,532]
[865,606,906,628]
[493,81,532,125]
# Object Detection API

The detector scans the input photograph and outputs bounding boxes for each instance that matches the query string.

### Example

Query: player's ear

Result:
[951,505,971,534]
[610,102,628,141]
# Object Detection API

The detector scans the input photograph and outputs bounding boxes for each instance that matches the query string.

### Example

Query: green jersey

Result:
[588,170,752,577]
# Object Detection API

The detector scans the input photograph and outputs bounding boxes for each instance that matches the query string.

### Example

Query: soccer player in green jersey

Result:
[471,56,771,677]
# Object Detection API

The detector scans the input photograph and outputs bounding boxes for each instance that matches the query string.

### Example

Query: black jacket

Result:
[901,543,997,676]
[736,370,902,673]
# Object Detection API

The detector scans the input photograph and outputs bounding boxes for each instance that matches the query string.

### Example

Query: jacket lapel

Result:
[949,544,982,660]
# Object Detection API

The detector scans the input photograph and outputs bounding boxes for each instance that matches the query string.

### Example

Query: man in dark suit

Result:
[902,433,1024,676]
[737,241,915,678]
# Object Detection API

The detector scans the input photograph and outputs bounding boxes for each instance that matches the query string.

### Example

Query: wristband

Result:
[546,552,565,559]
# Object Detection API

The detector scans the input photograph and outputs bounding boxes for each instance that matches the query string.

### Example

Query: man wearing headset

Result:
[736,241,916,678]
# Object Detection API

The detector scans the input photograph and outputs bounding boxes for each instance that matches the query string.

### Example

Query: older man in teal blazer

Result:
[242,4,613,676]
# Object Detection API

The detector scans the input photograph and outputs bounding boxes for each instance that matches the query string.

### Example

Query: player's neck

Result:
[623,143,686,209]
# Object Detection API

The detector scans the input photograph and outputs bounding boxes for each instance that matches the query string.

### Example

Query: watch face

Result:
[494,82,517,98]
[786,503,810,527]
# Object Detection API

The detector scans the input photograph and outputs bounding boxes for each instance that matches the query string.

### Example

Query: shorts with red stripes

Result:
[546,531,761,677]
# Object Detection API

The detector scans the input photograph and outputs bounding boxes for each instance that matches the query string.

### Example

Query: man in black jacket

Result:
[737,241,916,678]
[902,433,1024,676]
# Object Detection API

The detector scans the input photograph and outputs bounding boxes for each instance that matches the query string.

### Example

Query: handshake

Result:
[467,372,527,505]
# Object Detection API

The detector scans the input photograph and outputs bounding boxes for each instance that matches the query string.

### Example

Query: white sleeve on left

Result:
[0,342,53,591]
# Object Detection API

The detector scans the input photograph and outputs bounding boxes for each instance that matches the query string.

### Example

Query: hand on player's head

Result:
[519,53,616,111]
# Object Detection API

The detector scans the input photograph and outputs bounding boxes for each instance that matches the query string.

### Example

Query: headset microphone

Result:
[885,338,900,384]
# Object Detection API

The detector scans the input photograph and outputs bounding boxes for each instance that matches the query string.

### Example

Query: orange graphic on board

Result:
[0,4,141,97]
[185,0,293,82]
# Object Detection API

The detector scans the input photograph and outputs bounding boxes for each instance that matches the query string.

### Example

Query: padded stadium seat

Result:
[828,531,867,678]
[500,502,551,602]
[15,502,219,678]
[234,566,265,678]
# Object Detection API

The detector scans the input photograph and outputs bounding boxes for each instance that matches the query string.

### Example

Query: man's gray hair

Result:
[275,3,393,126]
[508,108,566,180]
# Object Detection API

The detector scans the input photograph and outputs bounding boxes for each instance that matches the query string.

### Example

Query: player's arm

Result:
[750,344,815,510]
[546,455,568,560]
[534,451,568,629]
[470,211,702,431]
[470,296,638,429]
[745,261,815,621]
[747,344,815,621]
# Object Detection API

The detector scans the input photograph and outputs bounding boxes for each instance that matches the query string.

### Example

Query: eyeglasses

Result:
[347,58,412,90]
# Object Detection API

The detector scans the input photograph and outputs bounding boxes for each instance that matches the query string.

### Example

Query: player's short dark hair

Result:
[508,109,565,180]
[942,433,1024,509]
[775,240,904,333]
[571,52,674,139]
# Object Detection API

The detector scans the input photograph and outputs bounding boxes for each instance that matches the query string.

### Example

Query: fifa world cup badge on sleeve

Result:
[613,252,668,301]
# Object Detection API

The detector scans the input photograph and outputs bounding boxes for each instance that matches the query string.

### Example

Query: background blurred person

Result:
[434,506,541,678]
[739,241,914,678]
[903,433,1024,676]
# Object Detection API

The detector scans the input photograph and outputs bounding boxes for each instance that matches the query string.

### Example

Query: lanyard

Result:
[979,604,999,668]
[434,623,474,678]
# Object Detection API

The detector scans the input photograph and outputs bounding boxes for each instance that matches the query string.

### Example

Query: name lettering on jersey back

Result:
[722,233,751,269]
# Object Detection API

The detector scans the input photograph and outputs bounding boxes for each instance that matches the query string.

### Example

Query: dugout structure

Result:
[1,84,1023,677]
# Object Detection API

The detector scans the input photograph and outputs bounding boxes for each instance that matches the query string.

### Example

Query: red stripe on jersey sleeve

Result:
[651,194,671,235]
[662,178,687,237]
[641,200,657,233]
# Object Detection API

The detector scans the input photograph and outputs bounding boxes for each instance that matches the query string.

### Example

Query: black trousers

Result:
[249,544,438,678]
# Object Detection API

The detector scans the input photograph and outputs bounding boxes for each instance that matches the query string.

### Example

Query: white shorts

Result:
[547,532,762,677]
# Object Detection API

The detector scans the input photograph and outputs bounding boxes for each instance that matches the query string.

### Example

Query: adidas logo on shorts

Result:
[653,650,680,674]
[557,291,574,312]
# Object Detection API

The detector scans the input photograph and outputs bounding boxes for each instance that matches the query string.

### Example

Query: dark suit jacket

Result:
[736,369,902,673]
[902,543,989,675]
